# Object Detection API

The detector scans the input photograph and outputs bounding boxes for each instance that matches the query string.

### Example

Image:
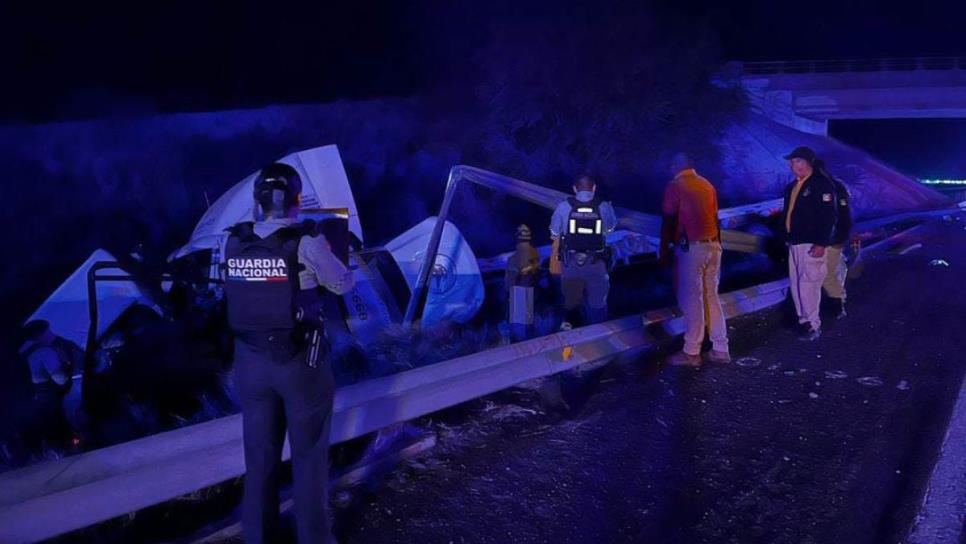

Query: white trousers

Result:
[676,242,728,356]
[509,286,535,325]
[788,243,828,330]
[823,244,847,301]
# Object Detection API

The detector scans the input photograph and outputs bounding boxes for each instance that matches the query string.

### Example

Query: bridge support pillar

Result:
[741,80,828,135]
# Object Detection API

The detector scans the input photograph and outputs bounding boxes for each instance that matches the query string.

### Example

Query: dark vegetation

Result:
[0,7,749,462]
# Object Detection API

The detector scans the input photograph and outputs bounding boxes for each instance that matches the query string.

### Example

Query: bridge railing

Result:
[741,57,966,75]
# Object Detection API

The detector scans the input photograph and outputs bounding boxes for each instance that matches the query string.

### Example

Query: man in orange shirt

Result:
[660,153,729,367]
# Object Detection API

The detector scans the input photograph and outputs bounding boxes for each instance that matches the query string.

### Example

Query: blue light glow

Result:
[919,179,966,185]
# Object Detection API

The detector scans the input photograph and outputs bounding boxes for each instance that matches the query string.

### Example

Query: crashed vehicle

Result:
[172,145,487,339]
[19,145,492,450]
[20,144,772,454]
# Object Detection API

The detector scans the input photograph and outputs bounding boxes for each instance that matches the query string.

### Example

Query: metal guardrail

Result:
[0,279,791,543]
[403,165,766,326]
[741,57,966,75]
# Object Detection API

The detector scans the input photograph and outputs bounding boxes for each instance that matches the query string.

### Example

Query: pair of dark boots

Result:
[820,297,847,321]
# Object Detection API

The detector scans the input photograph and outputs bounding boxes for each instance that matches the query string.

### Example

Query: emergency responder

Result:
[223,162,354,544]
[17,320,84,449]
[660,153,730,367]
[814,159,853,319]
[505,224,541,341]
[549,173,617,328]
[781,147,839,341]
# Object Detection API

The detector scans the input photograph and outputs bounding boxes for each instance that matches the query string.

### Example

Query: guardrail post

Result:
[403,167,463,326]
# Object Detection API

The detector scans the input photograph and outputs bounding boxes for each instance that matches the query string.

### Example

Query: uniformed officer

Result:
[223,162,354,544]
[814,159,853,319]
[18,320,84,449]
[505,224,541,341]
[549,173,617,328]
[781,147,839,341]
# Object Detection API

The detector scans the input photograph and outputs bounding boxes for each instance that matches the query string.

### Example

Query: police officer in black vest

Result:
[223,162,354,544]
[549,173,618,328]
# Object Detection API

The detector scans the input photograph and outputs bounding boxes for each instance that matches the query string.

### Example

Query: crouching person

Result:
[18,320,86,450]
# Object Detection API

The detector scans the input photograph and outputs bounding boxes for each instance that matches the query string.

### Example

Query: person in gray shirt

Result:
[549,173,617,327]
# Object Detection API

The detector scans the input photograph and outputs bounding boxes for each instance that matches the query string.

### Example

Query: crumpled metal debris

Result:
[898,243,922,256]
[482,402,539,422]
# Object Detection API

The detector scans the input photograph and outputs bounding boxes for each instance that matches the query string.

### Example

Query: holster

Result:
[678,234,690,253]
[236,330,303,364]
[237,312,328,367]
[563,249,611,268]
[294,306,329,368]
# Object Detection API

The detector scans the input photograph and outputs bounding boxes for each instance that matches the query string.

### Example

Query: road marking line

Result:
[908,371,966,544]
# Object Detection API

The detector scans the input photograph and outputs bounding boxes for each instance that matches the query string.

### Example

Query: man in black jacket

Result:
[781,146,838,341]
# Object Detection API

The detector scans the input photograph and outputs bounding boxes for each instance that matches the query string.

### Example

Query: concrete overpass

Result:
[737,57,966,134]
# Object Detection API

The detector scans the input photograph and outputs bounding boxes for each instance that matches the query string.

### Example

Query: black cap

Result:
[254,162,303,211]
[783,146,817,163]
[255,163,302,195]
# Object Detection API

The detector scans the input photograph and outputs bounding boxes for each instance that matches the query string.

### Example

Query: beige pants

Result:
[789,243,828,330]
[823,244,847,301]
[676,241,728,356]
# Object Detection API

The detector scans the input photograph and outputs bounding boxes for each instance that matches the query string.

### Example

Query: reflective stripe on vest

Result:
[563,197,607,253]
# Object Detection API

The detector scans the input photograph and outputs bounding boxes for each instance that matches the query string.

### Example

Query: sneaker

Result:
[797,326,821,341]
[668,351,702,367]
[706,350,732,363]
[559,321,573,332]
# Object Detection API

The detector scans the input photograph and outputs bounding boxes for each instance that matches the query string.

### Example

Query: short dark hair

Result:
[671,152,693,170]
[574,173,598,191]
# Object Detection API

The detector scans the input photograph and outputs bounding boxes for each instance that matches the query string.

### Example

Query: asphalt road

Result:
[324,216,966,544]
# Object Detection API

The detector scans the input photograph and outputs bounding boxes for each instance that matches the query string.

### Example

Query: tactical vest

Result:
[561,197,607,253]
[223,223,303,332]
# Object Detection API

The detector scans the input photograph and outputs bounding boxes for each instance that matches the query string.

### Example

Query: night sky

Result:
[831,119,966,179]
[3,1,965,121]
[2,0,965,174]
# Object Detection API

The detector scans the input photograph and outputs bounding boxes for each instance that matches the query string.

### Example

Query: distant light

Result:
[919,179,966,185]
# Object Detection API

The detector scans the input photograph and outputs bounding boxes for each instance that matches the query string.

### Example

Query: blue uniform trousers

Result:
[234,338,336,544]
